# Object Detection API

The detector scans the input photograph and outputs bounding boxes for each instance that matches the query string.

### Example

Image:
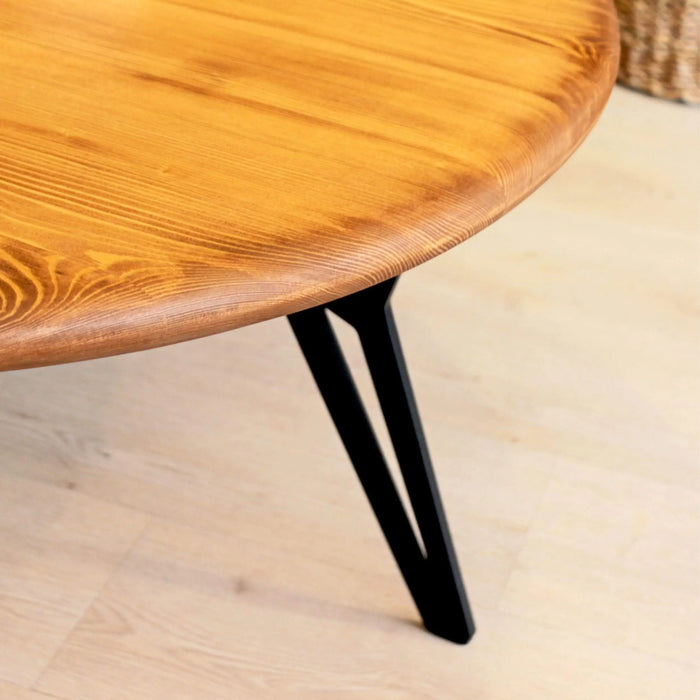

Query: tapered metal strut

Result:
[288,277,475,644]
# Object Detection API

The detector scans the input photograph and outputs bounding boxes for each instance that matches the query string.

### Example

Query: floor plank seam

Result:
[29,519,153,694]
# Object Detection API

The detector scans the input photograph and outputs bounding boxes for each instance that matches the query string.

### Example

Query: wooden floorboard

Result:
[1,86,698,698]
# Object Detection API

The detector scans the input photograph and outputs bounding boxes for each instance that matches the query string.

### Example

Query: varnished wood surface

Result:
[0,0,618,370]
[0,86,697,698]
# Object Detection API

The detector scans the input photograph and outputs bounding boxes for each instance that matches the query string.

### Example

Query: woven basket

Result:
[616,0,700,102]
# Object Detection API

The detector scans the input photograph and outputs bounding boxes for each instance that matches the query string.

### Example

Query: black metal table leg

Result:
[288,277,475,644]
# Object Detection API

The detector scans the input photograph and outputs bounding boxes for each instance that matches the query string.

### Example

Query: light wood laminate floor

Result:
[1,87,698,699]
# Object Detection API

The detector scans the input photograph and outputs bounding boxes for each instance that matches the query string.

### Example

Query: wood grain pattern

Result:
[0,681,59,700]
[0,0,618,370]
[0,474,147,686]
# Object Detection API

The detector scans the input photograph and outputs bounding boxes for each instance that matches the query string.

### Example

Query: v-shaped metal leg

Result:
[288,277,475,644]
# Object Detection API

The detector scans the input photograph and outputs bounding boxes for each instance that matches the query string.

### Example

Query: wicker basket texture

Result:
[616,0,700,102]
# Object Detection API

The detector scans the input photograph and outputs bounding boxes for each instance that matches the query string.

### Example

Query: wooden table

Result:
[0,0,619,643]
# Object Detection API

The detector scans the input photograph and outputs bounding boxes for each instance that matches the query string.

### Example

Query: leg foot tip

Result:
[424,618,476,645]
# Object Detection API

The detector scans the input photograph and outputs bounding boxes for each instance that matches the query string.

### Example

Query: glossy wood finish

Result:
[0,0,619,370]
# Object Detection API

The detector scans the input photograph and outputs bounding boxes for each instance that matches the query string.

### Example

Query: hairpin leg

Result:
[288,277,475,644]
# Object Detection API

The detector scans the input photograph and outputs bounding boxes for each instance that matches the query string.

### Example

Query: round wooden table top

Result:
[0,0,619,371]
